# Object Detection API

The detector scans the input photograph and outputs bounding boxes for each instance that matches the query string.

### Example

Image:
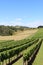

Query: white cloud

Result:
[11,21,23,26]
[2,21,23,26]
[24,20,43,28]
[0,20,43,28]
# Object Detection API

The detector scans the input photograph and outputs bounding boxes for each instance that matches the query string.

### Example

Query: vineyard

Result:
[0,28,43,65]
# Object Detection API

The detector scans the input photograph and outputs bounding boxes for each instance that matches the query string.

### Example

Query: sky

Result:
[0,0,43,27]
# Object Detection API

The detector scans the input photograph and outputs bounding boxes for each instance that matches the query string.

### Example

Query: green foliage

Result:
[23,39,42,61]
[0,38,38,62]
[32,28,43,39]
[0,28,43,64]
[0,25,29,36]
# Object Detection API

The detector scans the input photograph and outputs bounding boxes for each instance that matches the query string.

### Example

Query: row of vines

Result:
[0,38,42,65]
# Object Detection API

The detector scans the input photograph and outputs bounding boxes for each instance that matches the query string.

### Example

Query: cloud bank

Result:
[0,18,43,28]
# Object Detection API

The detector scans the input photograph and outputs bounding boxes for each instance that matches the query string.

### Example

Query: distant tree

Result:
[38,26,43,28]
[9,29,14,35]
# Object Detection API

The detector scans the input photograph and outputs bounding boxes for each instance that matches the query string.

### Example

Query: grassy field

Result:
[32,28,43,39]
[0,29,38,40]
[0,28,43,65]
[12,28,43,65]
[32,42,43,65]
[12,39,39,65]
[13,57,23,65]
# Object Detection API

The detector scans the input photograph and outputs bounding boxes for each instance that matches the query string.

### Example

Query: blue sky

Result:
[0,0,43,27]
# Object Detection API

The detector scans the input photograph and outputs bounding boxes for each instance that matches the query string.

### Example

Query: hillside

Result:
[0,25,29,36]
[0,29,38,40]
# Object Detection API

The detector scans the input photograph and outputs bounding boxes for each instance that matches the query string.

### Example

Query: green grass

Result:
[13,57,23,65]
[32,42,43,65]
[0,28,43,65]
[12,28,43,65]
[12,39,39,65]
[32,28,43,39]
